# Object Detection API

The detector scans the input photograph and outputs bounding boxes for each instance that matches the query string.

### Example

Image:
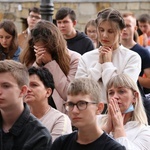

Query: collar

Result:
[0,103,31,136]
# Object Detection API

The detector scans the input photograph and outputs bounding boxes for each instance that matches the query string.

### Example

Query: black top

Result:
[131,44,150,76]
[0,103,52,150]
[131,44,150,94]
[66,31,94,55]
[51,131,126,150]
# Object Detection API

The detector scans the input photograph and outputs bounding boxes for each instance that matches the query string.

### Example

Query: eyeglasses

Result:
[29,14,41,20]
[63,100,97,112]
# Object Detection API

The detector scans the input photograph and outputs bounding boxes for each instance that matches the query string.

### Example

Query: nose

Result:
[103,31,108,38]
[72,105,79,113]
[27,87,32,93]
[60,23,65,27]
[112,92,119,99]
[2,38,6,43]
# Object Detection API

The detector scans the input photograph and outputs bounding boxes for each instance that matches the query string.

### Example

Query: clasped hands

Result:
[103,99,126,138]
[99,46,112,64]
[34,46,52,66]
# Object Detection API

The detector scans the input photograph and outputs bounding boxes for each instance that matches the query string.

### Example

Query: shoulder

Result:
[100,132,126,150]
[81,48,99,59]
[132,44,150,56]
[18,29,28,37]
[76,31,93,43]
[119,45,141,58]
[50,107,70,121]
[68,49,81,58]
[52,132,76,147]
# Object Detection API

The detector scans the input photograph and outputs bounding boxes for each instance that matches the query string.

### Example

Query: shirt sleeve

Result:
[115,128,150,150]
[101,53,141,88]
[75,56,102,81]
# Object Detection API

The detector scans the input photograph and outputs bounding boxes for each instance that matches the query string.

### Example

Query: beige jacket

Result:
[34,50,81,113]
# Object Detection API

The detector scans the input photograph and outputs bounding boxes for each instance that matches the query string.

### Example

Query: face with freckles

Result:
[107,86,136,113]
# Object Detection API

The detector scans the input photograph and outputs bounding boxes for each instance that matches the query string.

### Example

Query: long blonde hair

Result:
[106,74,148,125]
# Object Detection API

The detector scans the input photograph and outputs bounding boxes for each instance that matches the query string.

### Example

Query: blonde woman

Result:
[98,74,150,150]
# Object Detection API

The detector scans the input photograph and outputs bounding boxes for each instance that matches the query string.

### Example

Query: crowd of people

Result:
[0,6,150,150]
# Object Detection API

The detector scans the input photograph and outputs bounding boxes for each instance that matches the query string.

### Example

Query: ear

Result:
[96,102,104,115]
[19,85,28,98]
[132,91,138,103]
[46,88,52,98]
[134,25,138,31]
[73,20,77,26]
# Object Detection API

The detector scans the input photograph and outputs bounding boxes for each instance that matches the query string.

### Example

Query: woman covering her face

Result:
[20,20,81,112]
[98,74,150,150]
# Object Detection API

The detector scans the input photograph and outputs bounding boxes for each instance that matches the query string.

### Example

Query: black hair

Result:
[28,66,56,108]
[29,7,40,14]
[55,7,76,21]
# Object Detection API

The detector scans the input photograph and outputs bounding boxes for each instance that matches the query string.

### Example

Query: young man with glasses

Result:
[18,7,41,50]
[51,78,126,150]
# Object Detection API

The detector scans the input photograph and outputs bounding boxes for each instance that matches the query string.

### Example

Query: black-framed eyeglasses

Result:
[63,100,97,112]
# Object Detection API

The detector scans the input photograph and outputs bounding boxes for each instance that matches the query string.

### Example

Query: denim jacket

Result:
[0,103,52,150]
[0,47,21,62]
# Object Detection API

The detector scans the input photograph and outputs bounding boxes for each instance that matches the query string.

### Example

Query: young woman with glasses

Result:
[51,78,126,150]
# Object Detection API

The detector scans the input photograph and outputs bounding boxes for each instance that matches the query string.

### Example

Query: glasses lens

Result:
[77,101,87,110]
[65,102,74,111]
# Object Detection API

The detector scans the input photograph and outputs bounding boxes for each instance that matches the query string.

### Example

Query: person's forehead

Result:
[0,72,18,84]
[67,94,91,102]
[29,11,41,16]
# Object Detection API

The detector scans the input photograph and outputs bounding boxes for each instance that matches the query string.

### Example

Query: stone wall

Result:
[0,1,149,33]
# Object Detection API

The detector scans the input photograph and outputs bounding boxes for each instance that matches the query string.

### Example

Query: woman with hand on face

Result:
[20,20,81,112]
[24,67,72,142]
[75,8,141,111]
[98,74,150,150]
[0,20,21,61]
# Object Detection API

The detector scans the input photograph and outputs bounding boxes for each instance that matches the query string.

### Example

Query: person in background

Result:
[138,13,150,52]
[121,12,150,106]
[98,74,150,150]
[0,20,21,61]
[20,20,81,113]
[25,66,72,142]
[85,19,101,48]
[0,60,52,150]
[18,7,41,50]
[75,8,141,111]
[121,12,150,124]
[51,78,126,150]
[55,7,94,55]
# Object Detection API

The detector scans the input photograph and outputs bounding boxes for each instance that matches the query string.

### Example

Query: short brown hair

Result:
[0,60,29,88]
